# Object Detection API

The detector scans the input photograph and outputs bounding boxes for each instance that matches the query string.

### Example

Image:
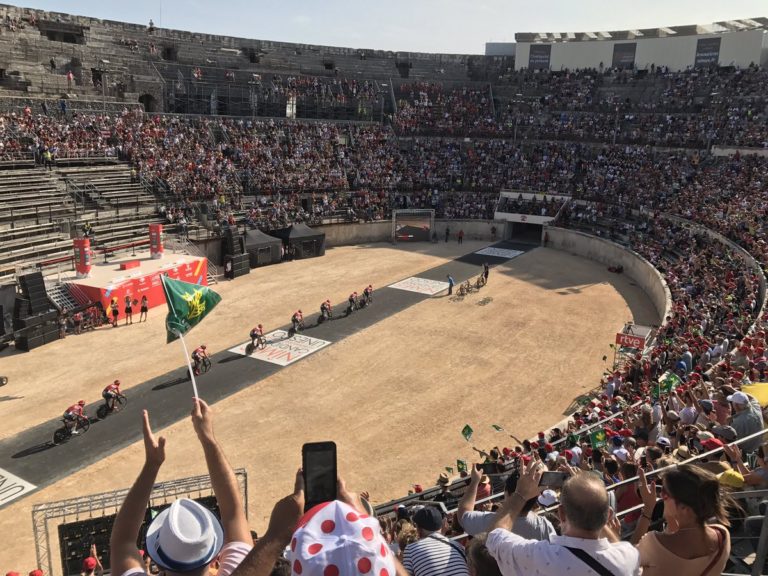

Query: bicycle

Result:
[96,393,128,419]
[53,415,90,445]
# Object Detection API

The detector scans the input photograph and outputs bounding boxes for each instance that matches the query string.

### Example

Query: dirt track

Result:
[0,241,656,570]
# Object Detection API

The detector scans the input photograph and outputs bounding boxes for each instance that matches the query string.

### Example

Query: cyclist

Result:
[191,344,208,375]
[320,299,333,321]
[347,292,359,313]
[250,324,265,348]
[63,400,86,435]
[102,380,121,412]
[291,310,304,333]
[363,284,374,306]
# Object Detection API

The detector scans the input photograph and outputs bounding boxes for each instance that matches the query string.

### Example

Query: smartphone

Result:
[538,471,568,488]
[640,455,648,468]
[302,441,337,512]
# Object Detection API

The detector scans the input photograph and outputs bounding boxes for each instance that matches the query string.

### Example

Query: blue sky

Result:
[12,0,768,53]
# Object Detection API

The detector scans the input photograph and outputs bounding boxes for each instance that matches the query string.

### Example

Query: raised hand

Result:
[191,397,215,444]
[142,410,166,468]
[264,469,305,545]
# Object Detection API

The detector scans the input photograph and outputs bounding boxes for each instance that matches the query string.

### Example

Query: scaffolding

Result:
[32,469,248,576]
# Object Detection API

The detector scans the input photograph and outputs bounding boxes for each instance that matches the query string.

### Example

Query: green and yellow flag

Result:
[161,275,222,343]
[654,371,682,399]
[456,459,468,473]
[461,424,474,442]
[491,424,504,432]
[590,429,608,449]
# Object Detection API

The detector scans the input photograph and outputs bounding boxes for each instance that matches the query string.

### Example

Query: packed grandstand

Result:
[1,3,768,576]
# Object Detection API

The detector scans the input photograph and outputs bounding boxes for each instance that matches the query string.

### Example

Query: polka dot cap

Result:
[289,500,395,576]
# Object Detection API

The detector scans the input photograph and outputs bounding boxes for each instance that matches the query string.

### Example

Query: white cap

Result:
[727,391,749,405]
[145,498,223,572]
[538,489,558,507]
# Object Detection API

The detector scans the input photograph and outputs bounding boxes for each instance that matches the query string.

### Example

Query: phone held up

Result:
[302,441,338,513]
[538,471,568,489]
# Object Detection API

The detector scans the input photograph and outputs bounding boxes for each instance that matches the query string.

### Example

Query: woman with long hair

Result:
[632,464,733,575]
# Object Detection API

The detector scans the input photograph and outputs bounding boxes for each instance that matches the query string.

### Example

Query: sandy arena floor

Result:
[0,240,656,570]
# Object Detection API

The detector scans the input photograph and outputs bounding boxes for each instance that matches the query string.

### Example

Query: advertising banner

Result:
[528,45,552,70]
[695,37,721,67]
[611,43,637,69]
[615,332,646,349]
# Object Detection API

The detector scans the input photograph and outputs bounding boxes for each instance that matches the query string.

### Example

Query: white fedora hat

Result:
[145,498,223,572]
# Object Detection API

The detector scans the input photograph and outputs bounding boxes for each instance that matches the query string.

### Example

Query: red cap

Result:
[7,572,21,576]
[82,558,97,571]
[414,484,423,493]
[531,441,539,449]
[619,429,633,437]
[544,443,554,453]
[613,418,624,427]
[584,447,593,457]
[575,419,584,427]
[521,455,532,465]
[564,449,574,461]
[502,447,511,456]
[538,431,546,438]
[702,438,724,451]
[29,571,44,576]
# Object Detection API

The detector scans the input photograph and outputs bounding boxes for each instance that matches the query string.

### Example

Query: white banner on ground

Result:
[474,247,524,259]
[228,330,331,366]
[0,467,36,507]
[389,277,449,295]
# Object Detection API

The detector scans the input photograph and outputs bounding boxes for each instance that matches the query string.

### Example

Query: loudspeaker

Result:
[13,297,31,319]
[15,335,44,351]
[18,272,51,314]
[223,228,245,256]
[224,253,250,279]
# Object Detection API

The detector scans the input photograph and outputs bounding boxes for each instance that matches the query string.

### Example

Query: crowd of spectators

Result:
[8,58,768,575]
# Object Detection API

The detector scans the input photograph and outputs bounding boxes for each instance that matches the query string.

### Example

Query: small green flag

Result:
[491,424,504,432]
[445,466,454,475]
[461,424,474,442]
[456,459,468,473]
[162,275,222,343]
[654,371,682,398]
[590,429,608,449]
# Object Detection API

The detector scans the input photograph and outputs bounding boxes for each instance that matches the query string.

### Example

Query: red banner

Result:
[149,223,164,259]
[73,238,92,278]
[615,332,646,349]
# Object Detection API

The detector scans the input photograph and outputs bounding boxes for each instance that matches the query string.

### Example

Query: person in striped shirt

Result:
[402,506,469,576]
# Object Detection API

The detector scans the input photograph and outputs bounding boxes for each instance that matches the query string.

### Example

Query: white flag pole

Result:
[176,329,200,399]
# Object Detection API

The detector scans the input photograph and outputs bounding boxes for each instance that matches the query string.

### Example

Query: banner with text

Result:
[611,43,637,69]
[695,37,721,67]
[528,45,552,70]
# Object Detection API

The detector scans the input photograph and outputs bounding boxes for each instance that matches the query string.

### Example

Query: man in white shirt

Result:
[487,460,640,576]
[458,465,555,541]
[110,401,252,576]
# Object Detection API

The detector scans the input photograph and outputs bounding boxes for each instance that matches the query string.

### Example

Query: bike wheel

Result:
[96,404,108,420]
[78,418,91,434]
[201,358,211,373]
[114,395,127,413]
[53,428,68,445]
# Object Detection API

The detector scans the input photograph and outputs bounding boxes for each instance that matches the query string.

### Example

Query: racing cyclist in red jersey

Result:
[102,379,121,412]
[291,310,304,333]
[363,284,373,306]
[64,400,86,434]
[191,344,209,375]
[250,324,265,348]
